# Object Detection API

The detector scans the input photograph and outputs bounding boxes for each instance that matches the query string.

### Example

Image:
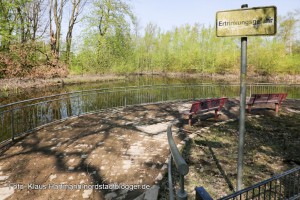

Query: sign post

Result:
[237,4,248,191]
[216,4,277,191]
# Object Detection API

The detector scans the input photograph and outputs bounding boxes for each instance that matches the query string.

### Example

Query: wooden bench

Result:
[184,98,227,126]
[247,93,287,113]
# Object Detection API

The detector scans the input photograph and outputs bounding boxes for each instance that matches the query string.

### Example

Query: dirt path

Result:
[0,101,192,200]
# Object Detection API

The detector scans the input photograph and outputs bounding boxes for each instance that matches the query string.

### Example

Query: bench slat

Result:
[247,93,287,113]
[247,93,287,105]
[186,97,228,126]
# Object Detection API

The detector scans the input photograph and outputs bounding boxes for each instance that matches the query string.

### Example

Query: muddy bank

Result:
[1,73,299,92]
[133,72,300,84]
[0,75,125,91]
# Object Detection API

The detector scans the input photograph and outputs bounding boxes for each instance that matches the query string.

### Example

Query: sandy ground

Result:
[0,99,299,200]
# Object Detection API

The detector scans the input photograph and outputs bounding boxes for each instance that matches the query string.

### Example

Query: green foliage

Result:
[0,1,18,50]
[277,54,300,74]
[86,0,135,36]
[72,17,300,76]
[1,0,298,78]
[129,24,240,74]
[277,11,299,55]
[248,37,285,75]
[70,0,136,75]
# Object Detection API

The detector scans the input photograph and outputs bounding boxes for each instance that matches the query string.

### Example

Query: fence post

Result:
[124,88,127,107]
[167,124,189,200]
[161,86,164,102]
[11,109,15,142]
[192,85,195,100]
[77,95,80,117]
[166,85,168,101]
[177,174,188,200]
[168,156,175,200]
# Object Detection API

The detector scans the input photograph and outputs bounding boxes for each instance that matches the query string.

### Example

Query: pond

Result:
[0,76,220,104]
[1,75,299,104]
[0,75,299,145]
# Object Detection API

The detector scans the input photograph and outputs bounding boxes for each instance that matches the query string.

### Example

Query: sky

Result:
[132,0,300,32]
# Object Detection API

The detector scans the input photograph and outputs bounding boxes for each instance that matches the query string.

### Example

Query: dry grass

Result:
[159,105,300,199]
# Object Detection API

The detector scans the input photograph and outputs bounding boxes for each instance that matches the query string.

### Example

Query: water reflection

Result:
[2,75,300,105]
[1,76,210,104]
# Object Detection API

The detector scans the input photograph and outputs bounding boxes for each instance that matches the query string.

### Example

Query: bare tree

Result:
[28,0,48,41]
[65,0,87,64]
[15,0,27,43]
[0,0,47,48]
[49,0,67,58]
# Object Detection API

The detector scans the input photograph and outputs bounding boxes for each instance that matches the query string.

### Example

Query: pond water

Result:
[0,76,216,104]
[1,75,300,105]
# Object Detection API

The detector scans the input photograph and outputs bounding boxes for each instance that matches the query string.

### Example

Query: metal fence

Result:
[1,83,299,147]
[217,166,300,200]
[167,123,189,200]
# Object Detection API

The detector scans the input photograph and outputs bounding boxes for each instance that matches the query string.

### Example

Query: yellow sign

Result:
[216,6,277,37]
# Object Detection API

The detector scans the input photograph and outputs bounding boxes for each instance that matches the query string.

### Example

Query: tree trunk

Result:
[65,0,86,64]
[65,33,72,64]
[52,0,66,59]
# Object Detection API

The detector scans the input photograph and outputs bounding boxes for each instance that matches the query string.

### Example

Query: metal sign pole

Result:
[237,3,248,191]
[216,2,276,192]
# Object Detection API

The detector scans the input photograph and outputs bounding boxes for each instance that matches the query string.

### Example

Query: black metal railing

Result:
[196,166,300,200]
[1,84,299,147]
[219,166,300,200]
[167,123,189,200]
